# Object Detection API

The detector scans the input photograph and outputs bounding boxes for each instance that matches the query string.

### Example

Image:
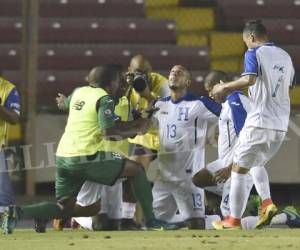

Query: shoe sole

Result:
[212,221,241,230]
[256,206,278,229]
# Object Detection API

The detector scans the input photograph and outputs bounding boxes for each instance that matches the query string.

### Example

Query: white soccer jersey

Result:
[218,91,250,166]
[242,42,295,131]
[153,94,221,182]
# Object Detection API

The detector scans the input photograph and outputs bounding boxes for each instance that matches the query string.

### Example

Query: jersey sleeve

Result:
[5,88,20,115]
[242,49,258,76]
[227,93,247,136]
[159,82,170,98]
[199,96,222,122]
[97,95,119,130]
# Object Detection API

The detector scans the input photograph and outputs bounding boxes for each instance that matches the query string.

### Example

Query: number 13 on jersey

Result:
[166,124,177,138]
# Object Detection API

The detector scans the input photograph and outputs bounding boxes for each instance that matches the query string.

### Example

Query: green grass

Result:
[1,229,300,250]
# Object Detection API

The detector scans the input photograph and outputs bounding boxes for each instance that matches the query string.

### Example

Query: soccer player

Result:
[151,65,221,229]
[193,70,254,218]
[122,55,170,229]
[1,65,176,234]
[211,20,296,229]
[0,75,20,220]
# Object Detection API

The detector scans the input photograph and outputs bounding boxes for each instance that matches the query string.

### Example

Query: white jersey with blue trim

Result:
[218,91,250,166]
[242,42,295,131]
[153,94,221,182]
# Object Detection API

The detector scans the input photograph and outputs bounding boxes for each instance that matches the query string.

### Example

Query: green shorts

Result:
[55,151,125,200]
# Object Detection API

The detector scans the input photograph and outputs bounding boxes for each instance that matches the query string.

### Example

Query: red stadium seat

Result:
[40,0,145,18]
[0,18,176,44]
[0,44,210,71]
[263,19,300,45]
[216,0,300,30]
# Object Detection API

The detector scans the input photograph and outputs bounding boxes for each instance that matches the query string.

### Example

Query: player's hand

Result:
[56,93,67,111]
[141,106,159,119]
[211,83,227,102]
[213,166,232,184]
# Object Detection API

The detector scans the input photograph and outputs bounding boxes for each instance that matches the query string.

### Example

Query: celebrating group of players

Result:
[2,20,300,234]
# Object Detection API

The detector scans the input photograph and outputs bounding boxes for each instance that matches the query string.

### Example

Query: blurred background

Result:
[0,0,299,205]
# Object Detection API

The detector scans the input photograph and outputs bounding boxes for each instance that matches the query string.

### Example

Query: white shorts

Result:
[233,126,286,169]
[153,179,205,222]
[76,181,123,219]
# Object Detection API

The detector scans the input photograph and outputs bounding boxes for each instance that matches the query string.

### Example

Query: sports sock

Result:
[229,172,249,218]
[270,213,288,225]
[241,216,259,230]
[130,171,154,222]
[73,217,93,230]
[122,202,136,219]
[21,202,64,220]
[250,166,271,201]
[205,215,221,229]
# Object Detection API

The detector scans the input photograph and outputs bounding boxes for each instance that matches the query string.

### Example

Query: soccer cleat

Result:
[34,219,48,233]
[283,206,300,228]
[1,205,20,234]
[212,216,241,230]
[256,203,278,229]
[120,218,141,231]
[146,218,179,231]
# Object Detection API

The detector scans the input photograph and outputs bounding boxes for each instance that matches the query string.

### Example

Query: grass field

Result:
[1,229,300,250]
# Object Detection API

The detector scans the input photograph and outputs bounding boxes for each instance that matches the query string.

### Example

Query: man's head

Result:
[243,20,268,49]
[127,55,152,93]
[128,54,152,73]
[87,65,123,96]
[168,65,191,91]
[204,70,229,97]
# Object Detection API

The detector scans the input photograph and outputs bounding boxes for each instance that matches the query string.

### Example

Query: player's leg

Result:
[175,181,205,229]
[152,180,177,222]
[121,144,156,229]
[0,150,16,218]
[1,156,87,234]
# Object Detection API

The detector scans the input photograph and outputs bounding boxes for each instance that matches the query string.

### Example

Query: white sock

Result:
[270,213,288,225]
[205,215,221,229]
[250,166,271,201]
[73,217,93,230]
[229,172,249,218]
[122,202,136,219]
[241,216,259,230]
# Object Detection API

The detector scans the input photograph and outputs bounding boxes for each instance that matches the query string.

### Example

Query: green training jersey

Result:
[56,86,116,157]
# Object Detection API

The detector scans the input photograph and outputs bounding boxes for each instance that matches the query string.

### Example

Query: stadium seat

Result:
[0,44,210,71]
[263,19,300,45]
[0,18,176,44]
[216,0,300,30]
[281,45,300,79]
[0,0,21,17]
[2,70,87,109]
[40,0,145,18]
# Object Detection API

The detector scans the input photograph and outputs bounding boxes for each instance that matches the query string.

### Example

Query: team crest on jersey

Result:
[177,107,190,121]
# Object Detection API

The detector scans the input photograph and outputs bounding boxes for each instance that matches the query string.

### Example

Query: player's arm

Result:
[0,88,20,124]
[199,96,222,122]
[211,49,257,99]
[98,95,152,141]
